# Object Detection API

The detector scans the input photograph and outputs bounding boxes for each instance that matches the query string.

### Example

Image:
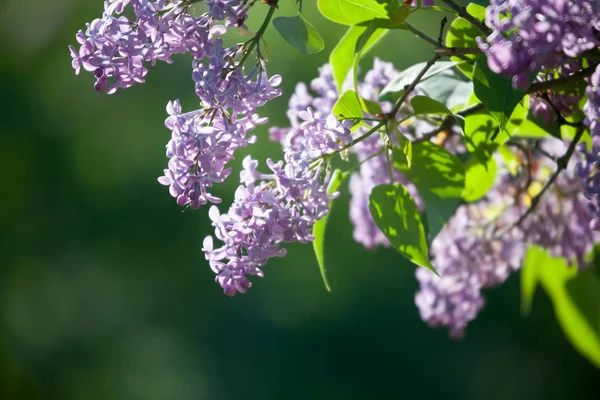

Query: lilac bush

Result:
[70,0,600,366]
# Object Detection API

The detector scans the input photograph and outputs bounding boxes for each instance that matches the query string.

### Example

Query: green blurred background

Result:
[0,1,598,398]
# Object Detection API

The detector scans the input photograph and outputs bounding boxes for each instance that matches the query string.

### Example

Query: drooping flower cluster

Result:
[69,0,251,93]
[157,100,269,207]
[478,0,600,85]
[416,140,597,337]
[71,1,283,208]
[203,110,352,295]
[575,65,600,231]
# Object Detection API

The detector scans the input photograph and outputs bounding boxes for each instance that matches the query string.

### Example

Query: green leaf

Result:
[417,70,474,111]
[312,169,345,292]
[369,183,436,274]
[510,98,552,139]
[395,142,465,239]
[318,0,391,25]
[411,95,454,115]
[272,15,325,54]
[357,3,411,29]
[444,3,487,78]
[463,108,499,161]
[522,246,600,368]
[472,56,531,131]
[330,25,387,92]
[410,95,466,132]
[497,144,520,175]
[332,90,362,119]
[392,144,410,170]
[521,246,544,316]
[462,156,497,202]
[380,61,461,101]
[463,95,534,162]
[359,96,383,115]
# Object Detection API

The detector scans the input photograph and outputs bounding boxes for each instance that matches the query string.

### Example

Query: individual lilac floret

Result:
[157,100,268,208]
[204,111,351,296]
[69,0,251,93]
[478,0,600,85]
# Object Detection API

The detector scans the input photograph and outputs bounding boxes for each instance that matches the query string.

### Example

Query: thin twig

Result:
[529,67,596,93]
[434,47,482,56]
[404,22,473,63]
[439,0,492,35]
[505,126,585,231]
[237,4,277,67]
[413,117,455,144]
[387,18,449,117]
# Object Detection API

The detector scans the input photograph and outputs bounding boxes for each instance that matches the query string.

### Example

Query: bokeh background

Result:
[1,0,599,399]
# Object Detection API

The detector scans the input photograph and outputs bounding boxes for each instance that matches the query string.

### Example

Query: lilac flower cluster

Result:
[272,60,424,249]
[478,0,600,86]
[157,100,269,207]
[71,1,283,209]
[203,110,352,296]
[415,196,525,338]
[70,0,251,93]
[416,141,597,337]
[576,65,600,230]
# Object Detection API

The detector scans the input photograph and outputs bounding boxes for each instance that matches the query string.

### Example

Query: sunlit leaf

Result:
[380,61,461,101]
[318,0,391,25]
[332,90,362,119]
[369,183,436,274]
[521,246,544,316]
[462,156,497,202]
[522,246,600,368]
[444,3,487,78]
[359,96,383,115]
[472,56,532,131]
[410,95,466,132]
[395,142,465,239]
[330,25,387,92]
[313,169,345,292]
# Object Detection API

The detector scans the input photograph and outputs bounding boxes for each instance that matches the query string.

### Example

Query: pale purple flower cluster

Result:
[576,142,600,232]
[415,197,525,338]
[416,141,597,336]
[157,100,269,207]
[203,110,352,295]
[69,0,251,93]
[478,0,600,86]
[584,64,600,138]
[575,65,600,230]
[70,1,279,209]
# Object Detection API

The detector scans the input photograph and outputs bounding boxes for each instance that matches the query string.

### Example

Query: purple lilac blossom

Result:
[69,0,249,93]
[157,100,269,207]
[584,64,600,138]
[203,109,352,296]
[416,139,597,337]
[576,64,600,230]
[478,0,600,86]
